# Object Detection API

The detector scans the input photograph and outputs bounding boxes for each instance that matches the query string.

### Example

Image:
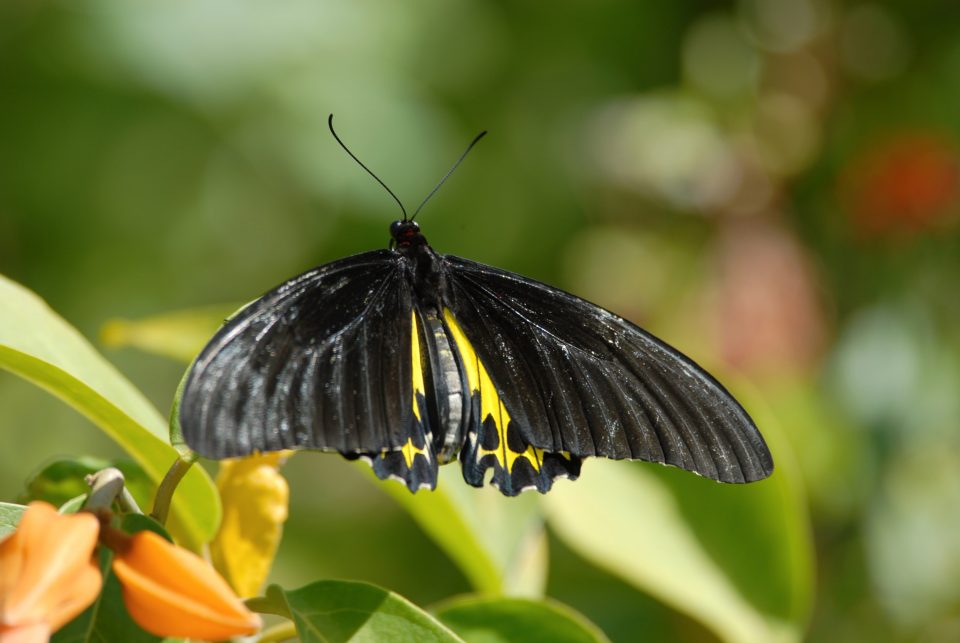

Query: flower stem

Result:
[150,456,194,526]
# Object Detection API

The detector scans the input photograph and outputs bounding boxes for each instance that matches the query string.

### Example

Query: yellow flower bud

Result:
[211,452,290,597]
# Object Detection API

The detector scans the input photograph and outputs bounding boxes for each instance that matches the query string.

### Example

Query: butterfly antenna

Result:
[411,130,487,221]
[328,114,408,221]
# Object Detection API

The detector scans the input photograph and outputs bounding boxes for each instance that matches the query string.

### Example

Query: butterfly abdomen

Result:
[415,309,469,464]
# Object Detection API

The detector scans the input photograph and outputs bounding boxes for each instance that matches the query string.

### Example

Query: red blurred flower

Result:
[841,132,960,236]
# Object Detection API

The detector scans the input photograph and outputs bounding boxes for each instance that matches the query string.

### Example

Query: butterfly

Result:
[177,116,774,497]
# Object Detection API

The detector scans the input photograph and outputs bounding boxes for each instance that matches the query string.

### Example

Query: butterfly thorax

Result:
[391,220,446,309]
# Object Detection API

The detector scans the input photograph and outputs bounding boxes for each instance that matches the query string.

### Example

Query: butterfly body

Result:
[179,218,774,496]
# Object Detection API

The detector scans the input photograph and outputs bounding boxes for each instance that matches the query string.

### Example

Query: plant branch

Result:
[84,467,126,512]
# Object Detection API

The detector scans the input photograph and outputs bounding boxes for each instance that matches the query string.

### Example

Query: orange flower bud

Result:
[0,502,102,642]
[111,530,261,640]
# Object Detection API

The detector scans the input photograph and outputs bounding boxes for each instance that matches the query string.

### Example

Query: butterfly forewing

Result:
[180,250,418,459]
[441,255,774,484]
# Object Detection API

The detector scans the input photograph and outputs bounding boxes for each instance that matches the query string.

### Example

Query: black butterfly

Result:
[178,117,773,497]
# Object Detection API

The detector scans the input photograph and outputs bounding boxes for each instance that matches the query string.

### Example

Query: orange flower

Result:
[0,502,102,643]
[111,530,261,640]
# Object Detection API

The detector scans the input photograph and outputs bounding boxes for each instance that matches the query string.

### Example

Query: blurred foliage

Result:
[0,273,220,547]
[254,581,462,642]
[2,0,960,641]
[18,456,154,511]
[433,596,611,643]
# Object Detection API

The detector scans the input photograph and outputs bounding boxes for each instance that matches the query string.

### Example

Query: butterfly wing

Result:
[179,249,438,491]
[442,255,773,487]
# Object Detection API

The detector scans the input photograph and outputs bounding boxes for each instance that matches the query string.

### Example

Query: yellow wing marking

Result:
[400,437,427,468]
[411,311,426,421]
[443,309,543,473]
[380,437,428,468]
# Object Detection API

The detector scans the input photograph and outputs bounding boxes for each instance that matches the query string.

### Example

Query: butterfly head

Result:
[390,220,426,249]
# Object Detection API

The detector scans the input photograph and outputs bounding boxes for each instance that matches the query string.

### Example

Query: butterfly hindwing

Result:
[350,312,439,492]
[443,309,582,496]
[179,250,420,461]
[441,255,774,484]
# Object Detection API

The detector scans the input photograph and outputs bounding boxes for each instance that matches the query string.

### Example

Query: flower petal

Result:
[46,563,103,632]
[0,621,51,643]
[0,502,101,633]
[112,530,260,639]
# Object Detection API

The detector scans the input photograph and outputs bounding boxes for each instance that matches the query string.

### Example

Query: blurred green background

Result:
[2,0,960,641]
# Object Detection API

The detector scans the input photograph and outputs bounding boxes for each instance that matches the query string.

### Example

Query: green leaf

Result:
[254,581,463,643]
[58,495,88,514]
[53,515,173,643]
[0,273,220,549]
[434,596,610,643]
[543,383,813,643]
[20,457,154,511]
[168,363,192,449]
[0,501,26,538]
[101,305,237,364]
[363,465,548,596]
[120,512,173,540]
[95,304,240,450]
